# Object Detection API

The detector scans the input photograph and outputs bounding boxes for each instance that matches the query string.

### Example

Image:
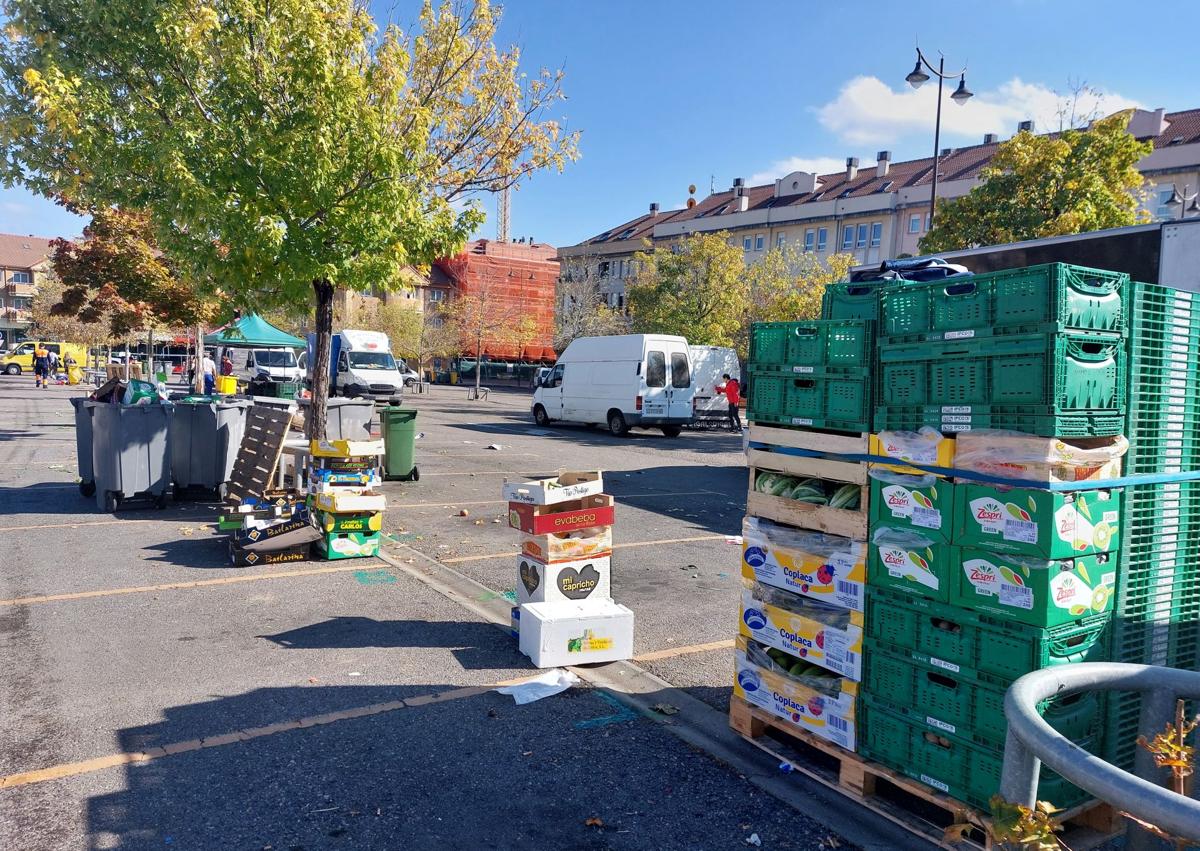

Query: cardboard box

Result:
[309,477,383,495]
[517,554,612,605]
[869,431,956,477]
[951,547,1115,628]
[520,526,612,563]
[953,433,1126,485]
[316,530,382,560]
[502,471,604,506]
[741,517,866,612]
[868,476,954,543]
[312,490,387,513]
[508,494,615,535]
[738,588,864,681]
[733,636,858,751]
[953,483,1121,559]
[313,510,382,533]
[518,599,634,668]
[228,540,310,567]
[233,508,321,552]
[866,524,954,603]
[309,438,386,458]
[309,468,380,487]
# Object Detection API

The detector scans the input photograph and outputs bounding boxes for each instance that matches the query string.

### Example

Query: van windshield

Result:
[255,350,297,368]
[349,351,397,370]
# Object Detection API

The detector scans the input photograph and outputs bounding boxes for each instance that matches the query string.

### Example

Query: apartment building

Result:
[0,233,54,349]
[560,107,1200,307]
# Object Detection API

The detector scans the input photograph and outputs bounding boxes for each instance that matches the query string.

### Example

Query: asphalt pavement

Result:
[0,376,927,850]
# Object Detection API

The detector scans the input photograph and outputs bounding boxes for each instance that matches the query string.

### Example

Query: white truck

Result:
[689,345,740,425]
[532,334,695,436]
[331,329,410,399]
[231,347,303,384]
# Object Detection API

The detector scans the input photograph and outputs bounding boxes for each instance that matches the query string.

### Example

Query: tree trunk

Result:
[307,278,335,440]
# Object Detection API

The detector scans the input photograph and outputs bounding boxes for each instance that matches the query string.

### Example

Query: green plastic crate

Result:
[866,525,955,602]
[747,370,871,433]
[877,332,1125,412]
[873,406,1125,437]
[821,281,890,321]
[865,586,1111,687]
[748,319,874,374]
[858,698,1091,810]
[863,643,1101,751]
[879,263,1128,342]
[868,475,954,544]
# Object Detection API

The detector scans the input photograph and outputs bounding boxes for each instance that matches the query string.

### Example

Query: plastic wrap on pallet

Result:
[741,636,849,697]
[742,577,855,630]
[953,431,1127,484]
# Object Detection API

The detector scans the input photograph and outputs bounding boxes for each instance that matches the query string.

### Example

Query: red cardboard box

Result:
[507,494,615,535]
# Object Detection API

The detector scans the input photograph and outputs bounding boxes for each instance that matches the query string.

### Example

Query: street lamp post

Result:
[905,48,973,229]
[1165,184,1200,220]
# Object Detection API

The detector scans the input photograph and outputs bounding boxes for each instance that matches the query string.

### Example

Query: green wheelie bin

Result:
[382,406,418,481]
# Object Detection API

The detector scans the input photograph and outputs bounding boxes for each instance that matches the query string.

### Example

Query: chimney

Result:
[940,147,953,157]
[649,202,660,217]
[1127,107,1169,139]
[845,157,859,180]
[983,133,999,144]
[732,177,748,211]
[1018,120,1034,134]
[876,151,891,178]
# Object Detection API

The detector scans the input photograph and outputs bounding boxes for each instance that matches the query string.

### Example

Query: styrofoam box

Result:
[518,599,634,668]
[517,554,612,605]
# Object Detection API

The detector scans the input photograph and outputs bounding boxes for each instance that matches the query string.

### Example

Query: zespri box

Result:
[508,494,615,535]
[516,554,612,604]
[733,636,858,751]
[952,547,1115,628]
[953,483,1121,559]
[518,598,634,668]
[738,582,863,681]
[868,474,954,543]
[866,525,954,603]
[520,526,612,563]
[741,516,866,611]
[502,471,604,506]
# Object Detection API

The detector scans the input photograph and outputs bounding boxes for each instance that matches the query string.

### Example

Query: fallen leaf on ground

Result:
[651,703,679,716]
[584,817,603,828]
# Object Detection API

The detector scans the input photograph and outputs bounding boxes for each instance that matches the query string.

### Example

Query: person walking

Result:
[201,350,217,395]
[32,345,51,389]
[220,353,234,377]
[716,373,742,433]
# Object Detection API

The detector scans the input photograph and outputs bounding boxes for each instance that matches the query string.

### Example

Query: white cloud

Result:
[816,75,1142,146]
[749,156,847,186]
[1,201,30,215]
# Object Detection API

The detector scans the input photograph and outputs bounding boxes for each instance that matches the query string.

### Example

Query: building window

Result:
[842,226,854,250]
[617,294,625,309]
[925,213,932,232]
[870,222,882,248]
[428,289,445,303]
[856,224,868,249]
[776,233,787,249]
[804,230,815,253]
[598,261,610,278]
[742,236,753,251]
[908,214,921,234]
[754,234,765,251]
[1156,185,1178,220]
[9,271,31,284]
[817,228,828,252]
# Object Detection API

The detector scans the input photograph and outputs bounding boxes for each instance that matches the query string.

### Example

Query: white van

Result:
[532,334,695,436]
[333,329,406,399]
[689,345,741,423]
[232,347,303,383]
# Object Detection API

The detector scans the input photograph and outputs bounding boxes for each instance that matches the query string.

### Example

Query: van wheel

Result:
[661,425,682,438]
[607,411,629,436]
[533,405,550,426]
[4,364,19,375]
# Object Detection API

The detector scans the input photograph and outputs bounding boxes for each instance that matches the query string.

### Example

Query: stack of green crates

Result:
[874,264,1129,435]
[1105,283,1200,770]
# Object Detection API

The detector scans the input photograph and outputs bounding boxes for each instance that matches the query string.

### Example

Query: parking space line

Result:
[389,489,724,510]
[633,639,734,662]
[0,516,214,534]
[442,534,725,564]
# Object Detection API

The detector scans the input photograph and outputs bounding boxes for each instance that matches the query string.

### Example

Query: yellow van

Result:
[0,341,87,375]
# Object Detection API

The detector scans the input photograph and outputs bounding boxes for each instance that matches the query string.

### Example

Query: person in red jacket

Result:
[716,373,742,433]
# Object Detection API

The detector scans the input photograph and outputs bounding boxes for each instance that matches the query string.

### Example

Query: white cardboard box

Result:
[518,599,634,668]
[502,471,604,505]
[517,554,612,605]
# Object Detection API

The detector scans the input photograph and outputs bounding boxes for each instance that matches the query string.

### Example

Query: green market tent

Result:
[204,314,305,348]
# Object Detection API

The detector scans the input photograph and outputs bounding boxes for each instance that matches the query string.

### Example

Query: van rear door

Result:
[666,344,694,420]
[642,347,669,418]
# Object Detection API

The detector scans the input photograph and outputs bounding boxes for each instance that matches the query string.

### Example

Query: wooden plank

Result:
[729,696,1120,851]
[225,406,293,506]
[746,448,868,485]
[748,423,869,457]
[746,465,869,541]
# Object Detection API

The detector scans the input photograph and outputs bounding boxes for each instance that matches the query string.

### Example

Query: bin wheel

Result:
[155,492,168,510]
[407,466,420,482]
[79,480,96,498]
[217,483,228,501]
[172,483,183,501]
[104,492,120,513]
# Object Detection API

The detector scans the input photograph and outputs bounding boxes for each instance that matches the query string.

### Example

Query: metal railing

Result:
[1001,662,1200,846]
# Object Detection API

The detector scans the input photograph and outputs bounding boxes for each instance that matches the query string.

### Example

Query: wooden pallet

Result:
[224,405,294,506]
[746,451,869,540]
[747,423,869,459]
[729,696,1121,851]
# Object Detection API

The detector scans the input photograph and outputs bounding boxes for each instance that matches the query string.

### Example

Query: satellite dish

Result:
[688,184,697,195]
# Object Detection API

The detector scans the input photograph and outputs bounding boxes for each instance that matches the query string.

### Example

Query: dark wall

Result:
[945,229,1162,281]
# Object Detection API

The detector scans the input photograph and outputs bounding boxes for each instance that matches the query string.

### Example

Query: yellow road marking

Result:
[0,517,212,534]
[442,534,725,564]
[389,490,722,510]
[0,563,383,607]
[633,639,734,662]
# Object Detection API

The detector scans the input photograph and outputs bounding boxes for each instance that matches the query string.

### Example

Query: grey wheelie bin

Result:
[91,402,173,512]
[70,396,98,498]
[300,397,374,440]
[169,397,252,499]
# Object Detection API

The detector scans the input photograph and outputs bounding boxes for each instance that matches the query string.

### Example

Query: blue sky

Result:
[4,0,1199,248]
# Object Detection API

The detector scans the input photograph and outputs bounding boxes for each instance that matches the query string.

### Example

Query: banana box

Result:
[738,586,863,681]
[520,526,612,563]
[308,476,382,496]
[229,540,309,567]
[308,468,380,487]
[741,516,866,612]
[869,431,956,477]
[313,489,386,513]
[733,636,858,751]
[953,483,1120,559]
[313,510,382,533]
[316,530,382,560]
[309,438,386,458]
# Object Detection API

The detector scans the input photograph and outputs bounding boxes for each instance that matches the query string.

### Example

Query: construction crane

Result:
[496,184,511,242]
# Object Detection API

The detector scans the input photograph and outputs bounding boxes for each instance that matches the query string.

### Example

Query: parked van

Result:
[689,345,741,423]
[231,347,303,384]
[1,341,87,375]
[332,329,407,399]
[532,334,695,436]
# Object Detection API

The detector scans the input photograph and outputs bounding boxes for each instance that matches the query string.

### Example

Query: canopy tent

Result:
[204,314,305,348]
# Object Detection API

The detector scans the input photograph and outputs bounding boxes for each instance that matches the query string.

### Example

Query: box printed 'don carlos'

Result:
[516,554,612,605]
